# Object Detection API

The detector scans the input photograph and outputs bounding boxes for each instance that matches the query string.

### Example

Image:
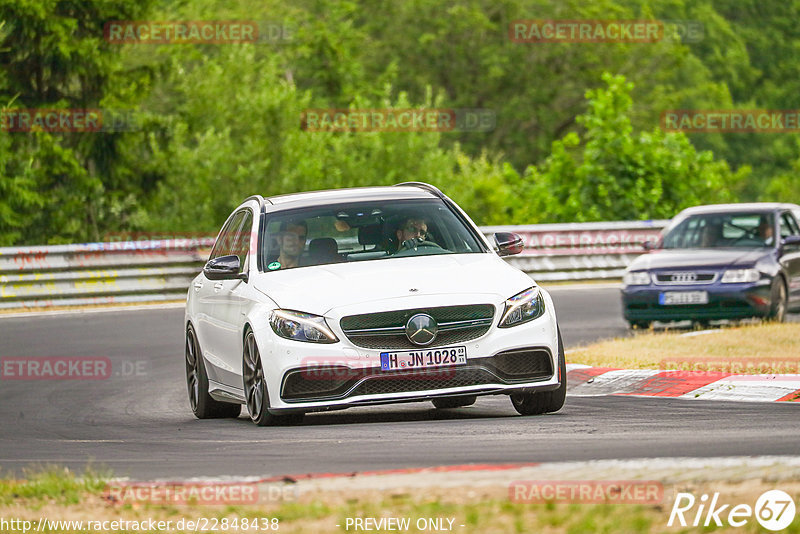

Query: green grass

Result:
[4,468,800,533]
[0,465,109,506]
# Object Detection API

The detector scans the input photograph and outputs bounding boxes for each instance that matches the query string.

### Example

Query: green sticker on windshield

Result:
[267,261,281,270]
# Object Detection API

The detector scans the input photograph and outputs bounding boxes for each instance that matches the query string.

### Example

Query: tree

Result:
[0,0,154,244]
[517,72,746,222]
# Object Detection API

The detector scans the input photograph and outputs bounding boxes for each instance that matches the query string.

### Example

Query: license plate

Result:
[659,291,709,305]
[380,346,467,371]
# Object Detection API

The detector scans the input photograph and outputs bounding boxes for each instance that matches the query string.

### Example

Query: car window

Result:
[780,212,800,238]
[231,210,253,272]
[662,212,773,249]
[259,199,485,271]
[210,210,246,260]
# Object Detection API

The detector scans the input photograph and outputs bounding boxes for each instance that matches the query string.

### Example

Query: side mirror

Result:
[494,232,525,257]
[642,240,655,251]
[203,255,246,281]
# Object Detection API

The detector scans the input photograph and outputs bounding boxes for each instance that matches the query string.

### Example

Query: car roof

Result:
[678,202,800,216]
[262,185,438,211]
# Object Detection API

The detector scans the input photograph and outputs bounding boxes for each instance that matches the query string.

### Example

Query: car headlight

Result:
[721,268,761,284]
[623,271,651,286]
[269,310,339,343]
[499,287,545,328]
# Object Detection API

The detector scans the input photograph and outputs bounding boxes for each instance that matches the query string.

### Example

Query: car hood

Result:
[252,253,532,315]
[627,248,771,271]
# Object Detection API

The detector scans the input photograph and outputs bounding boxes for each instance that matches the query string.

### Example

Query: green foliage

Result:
[136,45,516,231]
[765,141,800,201]
[0,131,43,244]
[518,73,745,222]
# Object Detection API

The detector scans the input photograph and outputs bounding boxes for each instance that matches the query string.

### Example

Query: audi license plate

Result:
[659,291,709,305]
[380,346,467,371]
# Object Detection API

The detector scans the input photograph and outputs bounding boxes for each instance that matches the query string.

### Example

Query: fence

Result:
[0,221,667,310]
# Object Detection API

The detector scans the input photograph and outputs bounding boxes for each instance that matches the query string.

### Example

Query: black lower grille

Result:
[488,348,553,379]
[351,368,495,396]
[280,347,553,402]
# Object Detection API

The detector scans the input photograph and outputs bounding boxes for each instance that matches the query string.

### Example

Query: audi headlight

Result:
[499,287,544,328]
[721,268,761,284]
[623,271,651,286]
[269,310,339,343]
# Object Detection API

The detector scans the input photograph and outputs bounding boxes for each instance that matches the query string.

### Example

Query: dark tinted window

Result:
[210,210,246,260]
[231,211,253,272]
[781,212,800,238]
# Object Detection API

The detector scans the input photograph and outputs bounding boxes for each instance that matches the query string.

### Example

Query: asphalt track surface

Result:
[0,285,797,479]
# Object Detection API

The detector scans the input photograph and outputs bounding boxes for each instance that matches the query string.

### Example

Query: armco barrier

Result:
[0,221,668,310]
[482,220,668,281]
[0,239,214,309]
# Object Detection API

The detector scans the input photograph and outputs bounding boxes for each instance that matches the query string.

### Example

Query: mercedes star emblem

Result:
[405,313,438,346]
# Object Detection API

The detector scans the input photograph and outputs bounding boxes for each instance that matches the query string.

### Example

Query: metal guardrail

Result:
[482,220,668,281]
[0,221,668,310]
[0,239,214,309]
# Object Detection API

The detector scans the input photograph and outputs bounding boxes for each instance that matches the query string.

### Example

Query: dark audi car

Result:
[622,203,800,327]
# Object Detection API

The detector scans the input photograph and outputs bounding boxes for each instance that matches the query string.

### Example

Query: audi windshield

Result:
[662,212,776,249]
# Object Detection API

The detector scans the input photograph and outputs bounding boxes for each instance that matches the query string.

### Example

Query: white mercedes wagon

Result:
[184,183,565,425]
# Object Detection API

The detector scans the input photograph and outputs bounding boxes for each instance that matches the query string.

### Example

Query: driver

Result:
[699,221,720,248]
[395,217,429,251]
[758,217,774,245]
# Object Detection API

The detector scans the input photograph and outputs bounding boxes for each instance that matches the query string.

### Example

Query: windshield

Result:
[258,198,486,271]
[662,212,775,249]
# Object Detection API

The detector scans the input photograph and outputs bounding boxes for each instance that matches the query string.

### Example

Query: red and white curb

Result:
[566,364,800,403]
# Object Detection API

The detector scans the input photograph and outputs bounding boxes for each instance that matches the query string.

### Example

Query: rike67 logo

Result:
[669,490,796,531]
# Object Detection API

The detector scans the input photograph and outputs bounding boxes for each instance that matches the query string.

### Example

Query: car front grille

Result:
[340,304,495,349]
[280,347,553,402]
[653,272,718,285]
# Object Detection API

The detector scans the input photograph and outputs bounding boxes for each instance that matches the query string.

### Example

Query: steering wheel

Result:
[729,226,766,246]
[398,237,442,252]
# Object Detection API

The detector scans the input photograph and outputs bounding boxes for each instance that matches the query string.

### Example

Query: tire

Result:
[510,327,567,416]
[768,277,787,322]
[432,395,477,409]
[243,329,305,426]
[185,325,241,419]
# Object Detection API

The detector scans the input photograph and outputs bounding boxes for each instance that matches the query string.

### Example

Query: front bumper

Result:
[280,347,554,404]
[253,291,561,413]
[622,280,773,322]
